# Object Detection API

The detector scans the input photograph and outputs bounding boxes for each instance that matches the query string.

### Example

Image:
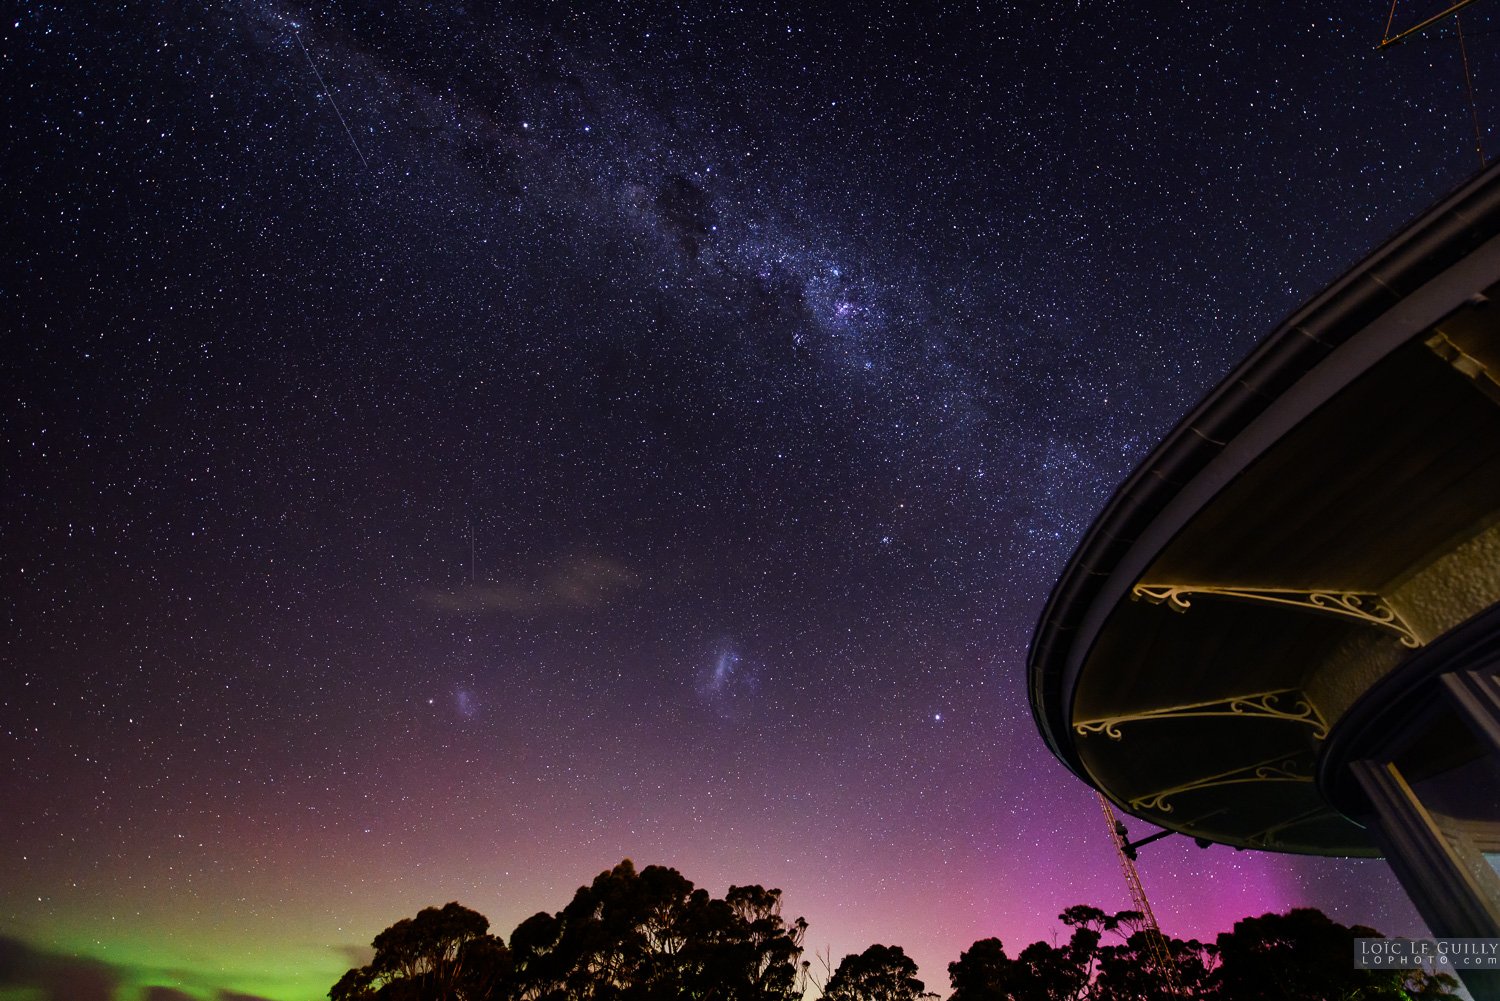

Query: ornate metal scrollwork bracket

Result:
[1128,755,1314,814]
[1075,689,1329,741]
[1131,583,1422,648]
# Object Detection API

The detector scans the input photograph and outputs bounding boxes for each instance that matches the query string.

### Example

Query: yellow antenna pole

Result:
[1378,0,1488,49]
[1459,14,1487,167]
[1098,792,1183,996]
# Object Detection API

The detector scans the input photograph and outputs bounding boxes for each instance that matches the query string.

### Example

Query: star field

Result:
[4,1,1495,996]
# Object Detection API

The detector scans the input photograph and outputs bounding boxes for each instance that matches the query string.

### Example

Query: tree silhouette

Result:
[1091,930,1215,1000]
[949,938,1055,1001]
[823,944,935,1001]
[948,905,1458,1001]
[989,938,1100,1001]
[331,902,511,1001]
[948,937,1009,1001]
[506,859,806,1001]
[944,907,1135,1000]
[1058,905,1215,1000]
[330,870,1458,1001]
[1210,908,1456,1001]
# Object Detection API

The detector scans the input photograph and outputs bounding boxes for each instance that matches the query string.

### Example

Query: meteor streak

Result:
[289,22,368,169]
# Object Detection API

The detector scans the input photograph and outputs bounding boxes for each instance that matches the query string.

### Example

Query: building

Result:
[1027,162,1500,998]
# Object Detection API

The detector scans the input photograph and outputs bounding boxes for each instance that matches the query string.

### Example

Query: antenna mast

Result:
[1377,0,1488,49]
[1097,792,1182,996]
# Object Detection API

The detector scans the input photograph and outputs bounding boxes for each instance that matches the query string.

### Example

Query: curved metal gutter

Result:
[1027,160,1500,781]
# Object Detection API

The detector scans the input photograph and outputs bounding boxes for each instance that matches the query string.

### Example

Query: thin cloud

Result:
[418,555,641,613]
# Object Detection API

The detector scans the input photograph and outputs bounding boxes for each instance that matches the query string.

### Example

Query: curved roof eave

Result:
[1027,160,1500,782]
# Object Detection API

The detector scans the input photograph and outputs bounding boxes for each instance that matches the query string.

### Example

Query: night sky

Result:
[5,2,1496,998]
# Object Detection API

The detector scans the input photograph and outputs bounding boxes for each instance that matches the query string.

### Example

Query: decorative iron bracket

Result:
[1128,754,1313,814]
[1075,689,1329,741]
[1132,583,1422,648]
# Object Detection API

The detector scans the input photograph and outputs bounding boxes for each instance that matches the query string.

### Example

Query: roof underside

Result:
[1075,322,1500,853]
[1029,162,1500,857]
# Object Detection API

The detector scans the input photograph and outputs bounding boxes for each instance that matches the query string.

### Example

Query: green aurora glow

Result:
[2,930,355,1001]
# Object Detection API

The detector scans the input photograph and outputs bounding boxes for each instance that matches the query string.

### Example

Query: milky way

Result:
[5,2,1496,997]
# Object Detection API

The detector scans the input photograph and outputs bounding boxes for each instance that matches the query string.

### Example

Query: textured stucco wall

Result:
[1304,522,1500,728]
[1388,521,1500,644]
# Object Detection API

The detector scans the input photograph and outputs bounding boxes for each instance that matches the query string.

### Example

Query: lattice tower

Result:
[1097,792,1182,996]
